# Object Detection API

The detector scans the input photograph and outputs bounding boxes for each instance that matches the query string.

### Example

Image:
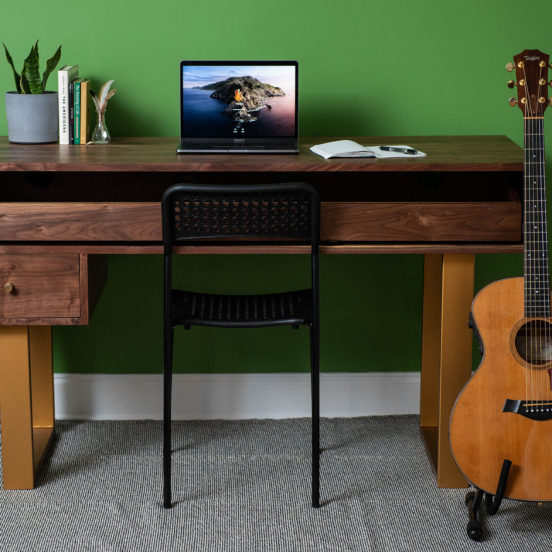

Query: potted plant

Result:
[3,41,61,143]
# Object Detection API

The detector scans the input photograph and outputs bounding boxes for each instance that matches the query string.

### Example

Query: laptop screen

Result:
[180,62,297,139]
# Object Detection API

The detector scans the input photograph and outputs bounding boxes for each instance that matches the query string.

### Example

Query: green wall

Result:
[0,0,545,373]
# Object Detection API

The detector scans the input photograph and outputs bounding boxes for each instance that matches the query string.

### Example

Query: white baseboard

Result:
[53,372,421,420]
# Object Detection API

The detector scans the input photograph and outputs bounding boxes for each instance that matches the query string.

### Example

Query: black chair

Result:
[161,182,321,509]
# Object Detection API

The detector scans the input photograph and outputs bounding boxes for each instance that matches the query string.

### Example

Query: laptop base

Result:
[177,143,299,154]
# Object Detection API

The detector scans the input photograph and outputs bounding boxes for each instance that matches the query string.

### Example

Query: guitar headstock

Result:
[507,49,551,116]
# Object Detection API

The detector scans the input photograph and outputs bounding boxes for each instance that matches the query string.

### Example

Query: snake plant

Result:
[3,41,61,94]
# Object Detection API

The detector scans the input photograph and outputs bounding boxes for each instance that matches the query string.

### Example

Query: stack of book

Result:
[57,65,92,145]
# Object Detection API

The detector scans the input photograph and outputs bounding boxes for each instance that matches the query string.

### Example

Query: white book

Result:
[310,140,426,159]
[58,65,79,144]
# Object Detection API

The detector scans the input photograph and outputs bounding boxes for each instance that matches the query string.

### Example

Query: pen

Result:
[379,146,419,155]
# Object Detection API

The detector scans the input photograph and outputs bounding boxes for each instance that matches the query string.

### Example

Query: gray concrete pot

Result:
[5,91,58,143]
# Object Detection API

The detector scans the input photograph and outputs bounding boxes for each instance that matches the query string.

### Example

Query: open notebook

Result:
[310,140,426,159]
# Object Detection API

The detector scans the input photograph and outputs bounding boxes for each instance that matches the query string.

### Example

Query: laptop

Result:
[178,61,298,153]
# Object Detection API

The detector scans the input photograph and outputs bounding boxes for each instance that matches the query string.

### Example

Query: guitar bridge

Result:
[503,399,552,420]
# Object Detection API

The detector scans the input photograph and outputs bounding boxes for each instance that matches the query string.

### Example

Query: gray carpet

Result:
[0,416,550,551]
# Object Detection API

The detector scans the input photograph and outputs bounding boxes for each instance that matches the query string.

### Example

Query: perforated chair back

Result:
[161,183,320,248]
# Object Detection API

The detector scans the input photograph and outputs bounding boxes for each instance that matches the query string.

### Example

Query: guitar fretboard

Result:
[524,117,551,317]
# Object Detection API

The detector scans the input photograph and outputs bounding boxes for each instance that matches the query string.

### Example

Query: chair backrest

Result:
[161,183,320,248]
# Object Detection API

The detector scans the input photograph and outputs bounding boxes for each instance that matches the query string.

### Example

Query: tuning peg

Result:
[509,97,518,107]
[506,62,515,72]
[507,80,517,88]
[549,97,552,106]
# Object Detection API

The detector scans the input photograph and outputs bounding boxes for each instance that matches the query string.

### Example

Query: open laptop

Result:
[178,61,298,153]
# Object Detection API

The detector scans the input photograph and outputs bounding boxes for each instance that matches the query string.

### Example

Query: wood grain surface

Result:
[0,200,521,243]
[0,254,80,322]
[0,136,523,173]
[0,254,106,325]
[450,277,552,500]
[321,201,520,242]
[0,243,525,255]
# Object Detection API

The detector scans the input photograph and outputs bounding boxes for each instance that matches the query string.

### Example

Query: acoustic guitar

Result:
[450,49,552,501]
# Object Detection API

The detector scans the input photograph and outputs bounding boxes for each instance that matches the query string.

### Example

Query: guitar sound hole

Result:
[514,319,552,366]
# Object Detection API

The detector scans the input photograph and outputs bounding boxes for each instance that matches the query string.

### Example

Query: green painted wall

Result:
[0,1,544,373]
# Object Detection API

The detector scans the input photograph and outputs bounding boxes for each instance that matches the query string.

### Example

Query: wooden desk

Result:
[0,136,523,489]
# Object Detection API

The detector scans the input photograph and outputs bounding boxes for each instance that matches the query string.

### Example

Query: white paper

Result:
[310,140,373,159]
[310,140,426,159]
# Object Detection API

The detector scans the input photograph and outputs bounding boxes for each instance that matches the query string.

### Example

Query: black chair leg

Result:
[310,323,320,508]
[163,326,174,509]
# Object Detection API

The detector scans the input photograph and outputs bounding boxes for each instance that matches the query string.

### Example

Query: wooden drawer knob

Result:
[4,283,14,293]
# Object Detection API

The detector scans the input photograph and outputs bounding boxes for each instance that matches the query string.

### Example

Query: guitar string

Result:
[527,98,534,410]
[543,115,550,412]
[526,68,542,412]
[532,81,548,412]
[529,92,534,409]
[532,108,547,412]
[544,115,550,412]
[535,104,547,413]
[539,116,549,412]
[528,112,532,408]
[533,114,540,411]
[532,94,548,412]
[522,65,532,409]
[530,105,536,409]
[536,114,543,411]
[531,80,539,411]
[537,114,545,411]
[532,86,540,411]
[523,65,538,410]
[535,73,548,412]
[541,119,552,412]
[541,111,551,412]
[540,115,551,412]
[532,112,538,410]
[530,112,534,410]
[538,114,546,411]
[523,87,528,407]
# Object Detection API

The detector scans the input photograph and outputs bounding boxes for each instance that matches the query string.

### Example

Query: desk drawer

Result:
[0,254,80,321]
[321,202,521,242]
[0,200,521,243]
[0,203,160,241]
[0,254,106,325]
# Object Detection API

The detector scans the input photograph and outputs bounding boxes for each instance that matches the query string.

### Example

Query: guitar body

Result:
[450,276,552,501]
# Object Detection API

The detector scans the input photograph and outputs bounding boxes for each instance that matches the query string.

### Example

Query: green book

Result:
[74,79,82,145]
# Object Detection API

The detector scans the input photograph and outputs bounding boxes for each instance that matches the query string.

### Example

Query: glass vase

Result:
[91,111,110,144]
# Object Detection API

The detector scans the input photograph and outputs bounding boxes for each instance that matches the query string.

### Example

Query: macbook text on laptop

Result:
[178,61,298,153]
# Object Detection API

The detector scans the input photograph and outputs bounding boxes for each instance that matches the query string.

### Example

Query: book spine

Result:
[58,70,69,144]
[69,81,75,145]
[80,80,89,145]
[74,80,81,145]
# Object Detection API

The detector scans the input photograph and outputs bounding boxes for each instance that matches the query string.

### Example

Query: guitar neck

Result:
[524,117,551,317]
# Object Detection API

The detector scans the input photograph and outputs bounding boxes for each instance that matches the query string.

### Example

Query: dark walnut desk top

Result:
[0,135,522,173]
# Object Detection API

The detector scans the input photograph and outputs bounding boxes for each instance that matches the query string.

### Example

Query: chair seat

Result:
[171,289,312,328]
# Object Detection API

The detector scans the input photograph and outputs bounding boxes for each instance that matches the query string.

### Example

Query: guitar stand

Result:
[464,459,512,541]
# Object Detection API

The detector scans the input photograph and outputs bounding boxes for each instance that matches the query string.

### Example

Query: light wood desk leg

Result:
[420,253,474,488]
[0,326,55,489]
